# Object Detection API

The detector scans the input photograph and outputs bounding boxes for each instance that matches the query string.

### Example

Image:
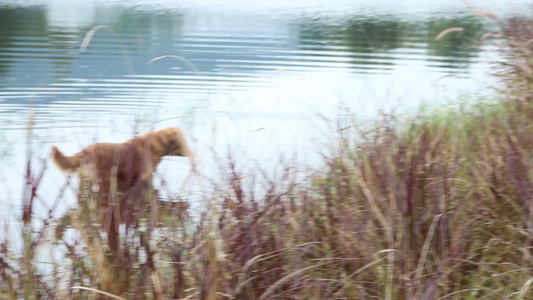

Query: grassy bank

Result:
[2,17,533,300]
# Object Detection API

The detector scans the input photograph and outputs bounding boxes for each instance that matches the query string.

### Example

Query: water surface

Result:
[0,0,530,244]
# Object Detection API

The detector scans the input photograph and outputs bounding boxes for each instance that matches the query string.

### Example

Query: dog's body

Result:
[52,127,193,190]
[51,127,193,263]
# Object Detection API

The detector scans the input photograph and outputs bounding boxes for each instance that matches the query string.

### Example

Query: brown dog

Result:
[51,127,193,186]
[51,127,193,255]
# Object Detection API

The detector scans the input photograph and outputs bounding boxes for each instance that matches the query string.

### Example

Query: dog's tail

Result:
[51,146,81,172]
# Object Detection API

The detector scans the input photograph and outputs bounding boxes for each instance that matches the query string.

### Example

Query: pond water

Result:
[0,0,531,245]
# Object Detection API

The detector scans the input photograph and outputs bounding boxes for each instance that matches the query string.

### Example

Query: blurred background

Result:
[2,0,530,244]
[1,1,533,298]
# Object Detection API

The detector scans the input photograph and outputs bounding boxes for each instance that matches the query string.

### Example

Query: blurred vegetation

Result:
[2,12,533,300]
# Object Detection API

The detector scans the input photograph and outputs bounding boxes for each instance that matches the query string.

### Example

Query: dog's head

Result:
[156,127,193,158]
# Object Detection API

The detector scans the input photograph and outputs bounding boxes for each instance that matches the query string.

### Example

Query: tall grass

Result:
[2,16,533,300]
